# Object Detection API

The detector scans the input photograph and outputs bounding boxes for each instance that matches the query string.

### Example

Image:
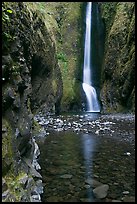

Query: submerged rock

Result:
[93,184,109,199]
[85,178,103,188]
[60,174,73,179]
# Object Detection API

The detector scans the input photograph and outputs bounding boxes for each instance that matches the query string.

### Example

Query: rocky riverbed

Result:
[34,112,135,202]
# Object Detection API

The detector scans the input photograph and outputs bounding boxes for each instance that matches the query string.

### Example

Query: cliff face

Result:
[2,2,84,201]
[100,2,135,113]
[42,2,84,111]
[2,2,135,202]
[2,2,62,201]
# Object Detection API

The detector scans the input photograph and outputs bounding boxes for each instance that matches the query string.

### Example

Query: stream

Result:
[34,112,135,202]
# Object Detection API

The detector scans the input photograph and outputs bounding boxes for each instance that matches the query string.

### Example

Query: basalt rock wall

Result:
[100,2,135,113]
[2,2,62,201]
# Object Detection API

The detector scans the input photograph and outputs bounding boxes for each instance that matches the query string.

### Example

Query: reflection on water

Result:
[36,113,135,202]
[38,130,99,202]
[81,134,97,201]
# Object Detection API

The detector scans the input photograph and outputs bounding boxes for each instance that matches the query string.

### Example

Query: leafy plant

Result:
[2,3,14,52]
[57,52,67,62]
[6,9,13,14]
[57,52,68,75]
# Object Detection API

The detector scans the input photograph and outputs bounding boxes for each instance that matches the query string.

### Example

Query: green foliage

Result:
[2,3,14,51]
[3,172,31,202]
[100,2,118,36]
[7,9,13,14]
[2,119,14,176]
[35,2,46,13]
[11,64,20,76]
[32,119,41,135]
[2,4,13,22]
[57,52,67,62]
[57,52,68,75]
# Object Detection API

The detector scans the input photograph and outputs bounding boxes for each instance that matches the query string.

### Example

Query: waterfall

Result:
[82,2,100,112]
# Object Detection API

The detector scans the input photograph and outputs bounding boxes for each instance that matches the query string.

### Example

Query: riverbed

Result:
[34,112,135,202]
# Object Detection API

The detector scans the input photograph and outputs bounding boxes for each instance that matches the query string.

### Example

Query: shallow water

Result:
[35,113,135,202]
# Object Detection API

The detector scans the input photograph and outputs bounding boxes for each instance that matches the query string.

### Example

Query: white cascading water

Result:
[82,2,100,112]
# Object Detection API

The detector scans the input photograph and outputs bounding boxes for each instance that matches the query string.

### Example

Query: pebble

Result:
[122,191,129,195]
[95,130,99,134]
[84,184,90,189]
[124,152,131,156]
[60,174,72,179]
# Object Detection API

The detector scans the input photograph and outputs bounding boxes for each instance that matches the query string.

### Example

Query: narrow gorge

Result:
[2,2,135,202]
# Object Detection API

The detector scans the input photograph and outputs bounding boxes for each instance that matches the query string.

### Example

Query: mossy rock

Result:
[2,118,14,176]
[100,2,135,113]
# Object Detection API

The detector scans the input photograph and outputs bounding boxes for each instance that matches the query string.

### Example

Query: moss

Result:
[2,118,14,176]
[31,2,83,111]
[100,2,135,113]
[100,2,118,37]
[3,171,32,202]
[26,2,59,43]
[52,79,57,96]
[55,3,84,110]
[22,2,84,111]
[32,119,42,135]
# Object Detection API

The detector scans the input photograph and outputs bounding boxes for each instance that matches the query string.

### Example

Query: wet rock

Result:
[36,127,47,138]
[93,184,109,199]
[85,178,103,188]
[84,184,90,189]
[56,128,63,131]
[122,196,135,202]
[124,152,131,156]
[13,96,21,109]
[2,126,7,133]
[94,174,99,178]
[3,87,15,103]
[2,55,13,66]
[26,178,35,189]
[2,178,8,192]
[112,199,122,202]
[46,196,60,202]
[30,195,41,202]
[33,138,40,158]
[23,158,42,178]
[95,130,100,134]
[18,136,32,157]
[2,189,16,202]
[18,174,28,185]
[80,198,94,202]
[39,121,45,125]
[32,133,41,155]
[60,174,73,179]
[35,180,43,194]
[2,65,9,79]
[122,191,129,195]
[2,189,10,200]
[18,80,29,93]
[30,191,41,202]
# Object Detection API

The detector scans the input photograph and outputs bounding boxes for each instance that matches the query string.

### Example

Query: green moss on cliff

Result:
[3,172,28,202]
[24,2,84,112]
[30,2,84,111]
[100,2,135,113]
[100,3,117,37]
[55,3,84,111]
[2,119,14,176]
